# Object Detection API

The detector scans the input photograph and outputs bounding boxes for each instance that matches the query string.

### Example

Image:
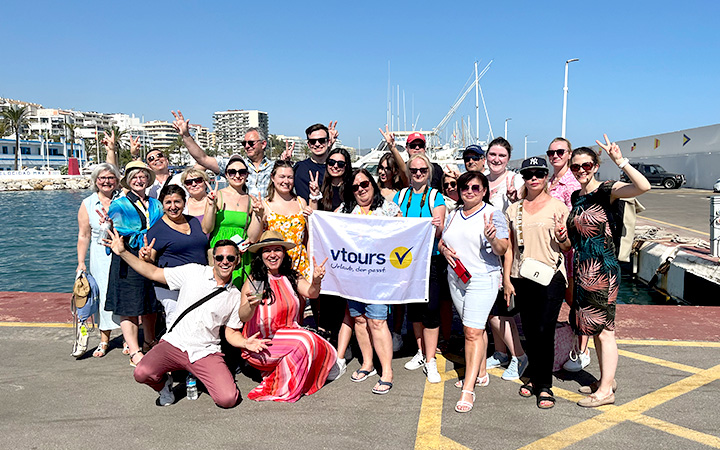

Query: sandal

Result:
[129,351,144,367]
[519,383,534,398]
[455,390,475,413]
[351,368,377,383]
[93,342,109,358]
[537,387,556,409]
[122,341,130,355]
[454,373,490,388]
[371,380,393,395]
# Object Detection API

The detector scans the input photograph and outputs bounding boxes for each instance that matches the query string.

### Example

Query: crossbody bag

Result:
[516,200,561,286]
[167,287,225,333]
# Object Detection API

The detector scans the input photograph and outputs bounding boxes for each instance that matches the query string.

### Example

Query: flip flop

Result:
[351,369,377,383]
[372,380,393,395]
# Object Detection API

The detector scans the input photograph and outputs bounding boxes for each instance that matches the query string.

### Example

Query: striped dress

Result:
[241,274,337,402]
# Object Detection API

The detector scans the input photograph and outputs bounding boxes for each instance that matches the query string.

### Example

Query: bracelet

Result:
[617,158,630,169]
[309,193,323,201]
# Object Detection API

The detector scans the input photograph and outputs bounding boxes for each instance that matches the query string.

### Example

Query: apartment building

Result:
[213,110,269,156]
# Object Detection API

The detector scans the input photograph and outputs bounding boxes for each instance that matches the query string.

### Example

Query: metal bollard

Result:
[711,196,720,257]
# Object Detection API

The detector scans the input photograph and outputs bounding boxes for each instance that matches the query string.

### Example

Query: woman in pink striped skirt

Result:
[238,230,338,402]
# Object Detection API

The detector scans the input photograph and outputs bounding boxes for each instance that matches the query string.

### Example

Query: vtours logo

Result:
[389,246,413,269]
[329,246,413,273]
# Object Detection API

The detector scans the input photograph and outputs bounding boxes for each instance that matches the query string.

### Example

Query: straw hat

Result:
[121,160,156,189]
[247,230,296,253]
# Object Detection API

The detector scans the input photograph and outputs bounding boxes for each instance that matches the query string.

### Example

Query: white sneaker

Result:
[404,349,425,370]
[158,374,175,406]
[423,358,442,383]
[392,332,403,352]
[563,350,591,372]
[327,358,347,381]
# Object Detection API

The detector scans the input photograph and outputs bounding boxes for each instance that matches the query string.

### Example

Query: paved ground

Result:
[637,187,716,239]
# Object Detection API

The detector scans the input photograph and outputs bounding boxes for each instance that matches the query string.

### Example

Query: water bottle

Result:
[186,374,198,400]
[96,221,110,244]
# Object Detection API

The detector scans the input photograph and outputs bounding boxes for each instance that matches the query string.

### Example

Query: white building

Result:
[213,110,269,156]
[143,120,179,151]
[0,137,85,171]
[275,134,306,160]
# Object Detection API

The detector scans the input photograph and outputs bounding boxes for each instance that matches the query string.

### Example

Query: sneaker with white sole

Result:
[424,358,442,383]
[486,351,509,369]
[502,355,529,380]
[157,374,175,406]
[327,358,347,381]
[404,349,425,370]
[392,332,403,353]
[563,350,591,372]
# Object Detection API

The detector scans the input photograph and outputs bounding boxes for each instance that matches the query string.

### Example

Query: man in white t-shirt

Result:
[105,231,269,408]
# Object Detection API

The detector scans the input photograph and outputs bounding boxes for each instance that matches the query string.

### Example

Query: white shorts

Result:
[448,271,501,330]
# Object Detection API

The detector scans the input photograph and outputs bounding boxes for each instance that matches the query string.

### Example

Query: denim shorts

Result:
[347,300,390,321]
[448,270,501,329]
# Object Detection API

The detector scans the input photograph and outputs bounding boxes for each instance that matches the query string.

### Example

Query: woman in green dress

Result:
[203,155,263,287]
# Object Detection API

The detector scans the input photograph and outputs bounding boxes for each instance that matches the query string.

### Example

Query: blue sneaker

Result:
[502,355,529,381]
[486,351,509,369]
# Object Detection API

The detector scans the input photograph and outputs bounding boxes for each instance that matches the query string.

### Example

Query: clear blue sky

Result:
[2,1,718,157]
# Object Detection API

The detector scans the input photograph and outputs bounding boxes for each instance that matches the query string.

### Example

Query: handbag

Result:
[553,322,575,372]
[516,200,561,287]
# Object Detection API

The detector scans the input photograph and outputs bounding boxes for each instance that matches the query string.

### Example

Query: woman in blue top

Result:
[142,185,209,329]
[393,154,446,384]
[105,160,164,367]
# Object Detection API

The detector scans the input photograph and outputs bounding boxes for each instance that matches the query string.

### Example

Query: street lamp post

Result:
[504,118,512,140]
[524,135,537,160]
[561,58,579,138]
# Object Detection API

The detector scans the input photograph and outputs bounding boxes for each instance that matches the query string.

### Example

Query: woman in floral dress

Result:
[567,135,650,408]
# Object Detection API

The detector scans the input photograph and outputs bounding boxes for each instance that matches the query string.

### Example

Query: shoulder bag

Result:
[516,200,561,286]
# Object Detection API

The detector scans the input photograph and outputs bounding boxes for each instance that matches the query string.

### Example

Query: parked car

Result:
[714,178,720,193]
[621,163,685,189]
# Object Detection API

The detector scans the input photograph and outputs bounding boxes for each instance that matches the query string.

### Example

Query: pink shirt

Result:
[549,169,581,209]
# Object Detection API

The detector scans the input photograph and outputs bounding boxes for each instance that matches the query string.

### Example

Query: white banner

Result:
[308,211,433,304]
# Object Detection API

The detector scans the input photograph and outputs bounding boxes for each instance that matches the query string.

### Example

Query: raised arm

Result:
[102,129,118,167]
[172,110,221,174]
[103,228,167,285]
[596,134,651,200]
[202,181,219,234]
[379,125,409,187]
[297,257,327,299]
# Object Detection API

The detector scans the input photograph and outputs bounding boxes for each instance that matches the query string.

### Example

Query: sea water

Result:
[0,189,673,305]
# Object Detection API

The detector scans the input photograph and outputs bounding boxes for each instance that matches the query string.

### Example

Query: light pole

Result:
[561,58,579,138]
[504,118,512,140]
[524,135,537,160]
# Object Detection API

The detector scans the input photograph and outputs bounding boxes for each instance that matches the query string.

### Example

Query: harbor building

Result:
[143,120,179,151]
[213,110,269,156]
[274,134,306,160]
[0,137,86,171]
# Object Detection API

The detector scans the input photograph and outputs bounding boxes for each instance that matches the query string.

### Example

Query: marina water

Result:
[0,189,669,305]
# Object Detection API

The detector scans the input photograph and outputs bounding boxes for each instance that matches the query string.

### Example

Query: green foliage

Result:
[1,105,29,170]
[59,165,68,175]
[268,134,285,159]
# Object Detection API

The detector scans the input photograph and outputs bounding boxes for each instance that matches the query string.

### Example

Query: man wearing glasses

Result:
[172,111,273,197]
[406,132,443,190]
[462,144,486,174]
[144,149,184,199]
[292,122,338,202]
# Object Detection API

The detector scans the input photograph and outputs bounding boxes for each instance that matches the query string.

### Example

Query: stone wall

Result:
[0,177,91,191]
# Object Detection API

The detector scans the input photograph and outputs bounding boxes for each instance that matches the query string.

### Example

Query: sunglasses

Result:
[378,165,392,172]
[214,254,237,263]
[464,154,484,162]
[443,181,457,189]
[327,159,346,168]
[146,153,164,163]
[241,140,260,147]
[570,162,595,173]
[409,167,429,175]
[460,184,482,193]
[408,142,425,150]
[184,177,205,186]
[308,138,328,145]
[546,149,567,157]
[522,170,548,180]
[226,168,249,177]
[352,180,371,192]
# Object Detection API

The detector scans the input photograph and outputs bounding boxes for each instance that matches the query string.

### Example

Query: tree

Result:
[166,134,185,165]
[64,122,80,158]
[0,119,8,138]
[1,105,29,170]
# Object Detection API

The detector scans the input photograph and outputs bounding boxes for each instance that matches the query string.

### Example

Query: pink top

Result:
[549,168,581,209]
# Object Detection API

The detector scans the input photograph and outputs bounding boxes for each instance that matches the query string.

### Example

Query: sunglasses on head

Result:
[214,254,237,263]
[522,170,548,180]
[146,153,164,163]
[460,184,482,193]
[409,167,429,175]
[443,181,457,189]
[184,177,204,186]
[226,168,249,177]
[308,137,328,145]
[241,140,260,147]
[352,180,371,192]
[408,142,425,150]
[327,159,346,168]
[570,162,595,173]
[546,149,566,157]
[464,154,483,162]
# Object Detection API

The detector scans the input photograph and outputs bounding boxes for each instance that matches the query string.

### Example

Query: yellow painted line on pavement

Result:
[519,363,720,450]
[0,322,73,328]
[638,216,709,236]
[631,414,720,449]
[617,348,703,374]
[617,339,720,348]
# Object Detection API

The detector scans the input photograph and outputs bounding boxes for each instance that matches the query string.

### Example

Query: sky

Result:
[2,1,718,157]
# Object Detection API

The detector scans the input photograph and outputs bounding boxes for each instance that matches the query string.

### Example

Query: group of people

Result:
[76,114,650,411]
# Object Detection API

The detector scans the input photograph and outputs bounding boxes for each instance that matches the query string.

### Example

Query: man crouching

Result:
[104,229,268,407]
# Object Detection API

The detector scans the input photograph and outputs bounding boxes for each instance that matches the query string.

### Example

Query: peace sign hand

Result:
[312,256,329,285]
[139,234,156,261]
[379,125,395,148]
[484,212,497,241]
[250,193,264,217]
[328,121,339,147]
[308,171,321,197]
[101,129,116,151]
[171,110,191,137]
[595,133,624,165]
[96,206,111,225]
[129,135,141,157]
[553,212,568,242]
[506,173,519,202]
[281,141,295,160]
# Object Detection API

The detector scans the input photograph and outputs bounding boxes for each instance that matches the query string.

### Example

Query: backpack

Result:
[397,187,439,217]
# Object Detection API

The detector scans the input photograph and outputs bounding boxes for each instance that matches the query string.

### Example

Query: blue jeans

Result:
[347,300,390,320]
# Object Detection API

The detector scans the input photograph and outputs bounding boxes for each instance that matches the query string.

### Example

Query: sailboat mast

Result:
[475,61,480,144]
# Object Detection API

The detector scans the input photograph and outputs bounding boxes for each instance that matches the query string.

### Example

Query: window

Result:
[2,146,7,154]
[21,147,32,155]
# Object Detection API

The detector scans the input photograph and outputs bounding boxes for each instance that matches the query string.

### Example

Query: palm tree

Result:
[0,119,8,138]
[166,134,185,165]
[1,105,29,170]
[64,122,80,158]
